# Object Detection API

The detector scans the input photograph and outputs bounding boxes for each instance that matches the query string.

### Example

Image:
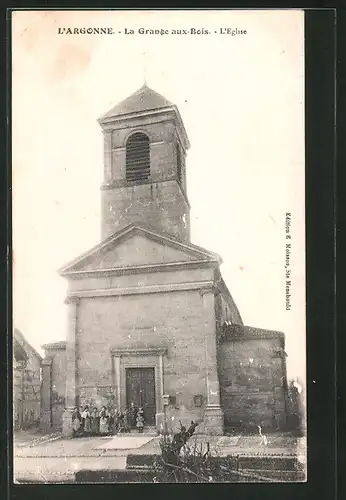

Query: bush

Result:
[152,422,240,483]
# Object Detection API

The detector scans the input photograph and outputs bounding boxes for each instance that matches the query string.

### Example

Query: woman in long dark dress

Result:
[129,402,138,429]
[108,408,115,436]
[91,407,99,435]
[113,408,120,435]
[72,407,82,437]
[118,410,124,433]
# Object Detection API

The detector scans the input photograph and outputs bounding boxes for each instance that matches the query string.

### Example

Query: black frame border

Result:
[2,7,338,500]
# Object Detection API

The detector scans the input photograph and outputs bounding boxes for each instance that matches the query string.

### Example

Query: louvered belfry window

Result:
[126,132,150,182]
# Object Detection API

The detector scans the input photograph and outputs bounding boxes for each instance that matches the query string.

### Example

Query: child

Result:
[136,408,144,433]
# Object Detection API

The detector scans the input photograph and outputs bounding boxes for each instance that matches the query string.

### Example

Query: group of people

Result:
[71,402,145,437]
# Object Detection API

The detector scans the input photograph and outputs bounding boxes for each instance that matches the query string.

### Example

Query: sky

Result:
[12,10,305,382]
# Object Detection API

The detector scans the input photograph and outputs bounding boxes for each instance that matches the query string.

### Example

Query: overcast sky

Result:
[12,10,305,382]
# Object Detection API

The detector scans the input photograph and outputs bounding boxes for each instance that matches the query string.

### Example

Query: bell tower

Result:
[98,84,191,241]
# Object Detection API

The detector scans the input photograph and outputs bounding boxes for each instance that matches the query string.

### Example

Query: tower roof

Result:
[100,84,174,120]
[98,83,190,150]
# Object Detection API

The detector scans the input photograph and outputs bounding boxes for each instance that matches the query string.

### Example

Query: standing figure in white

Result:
[258,425,268,448]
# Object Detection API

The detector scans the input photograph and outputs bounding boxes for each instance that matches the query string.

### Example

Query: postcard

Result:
[12,9,306,483]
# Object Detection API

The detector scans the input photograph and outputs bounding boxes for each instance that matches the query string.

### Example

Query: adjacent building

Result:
[13,328,42,429]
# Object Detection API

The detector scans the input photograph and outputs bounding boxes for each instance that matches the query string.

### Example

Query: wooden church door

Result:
[126,367,156,425]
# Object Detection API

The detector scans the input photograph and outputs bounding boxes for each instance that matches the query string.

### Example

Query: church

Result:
[40,84,289,436]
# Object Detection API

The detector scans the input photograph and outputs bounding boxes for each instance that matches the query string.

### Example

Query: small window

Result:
[193,394,203,407]
[126,132,150,182]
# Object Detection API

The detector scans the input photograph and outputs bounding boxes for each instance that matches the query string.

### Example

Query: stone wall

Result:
[51,348,67,428]
[75,288,213,425]
[101,180,189,242]
[68,267,213,293]
[40,297,288,434]
[101,114,189,241]
[40,344,66,430]
[215,289,242,328]
[13,347,41,429]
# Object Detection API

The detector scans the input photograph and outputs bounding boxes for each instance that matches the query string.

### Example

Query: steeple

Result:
[98,85,191,242]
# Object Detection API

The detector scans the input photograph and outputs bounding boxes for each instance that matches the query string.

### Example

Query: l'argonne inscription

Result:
[285,213,292,311]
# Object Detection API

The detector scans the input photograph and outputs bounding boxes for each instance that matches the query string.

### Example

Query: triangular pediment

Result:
[59,223,221,276]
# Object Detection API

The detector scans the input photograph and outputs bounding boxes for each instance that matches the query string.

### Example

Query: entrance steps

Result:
[125,427,157,437]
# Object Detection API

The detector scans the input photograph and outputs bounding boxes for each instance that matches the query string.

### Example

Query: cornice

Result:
[61,259,217,279]
[66,280,216,299]
[100,177,190,207]
[199,285,216,296]
[99,106,190,150]
[64,296,80,305]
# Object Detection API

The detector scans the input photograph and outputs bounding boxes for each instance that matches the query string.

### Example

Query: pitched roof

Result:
[13,338,28,362]
[13,328,43,361]
[59,221,222,276]
[220,323,285,342]
[100,84,173,120]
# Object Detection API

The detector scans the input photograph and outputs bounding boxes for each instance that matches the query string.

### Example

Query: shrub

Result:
[152,422,240,483]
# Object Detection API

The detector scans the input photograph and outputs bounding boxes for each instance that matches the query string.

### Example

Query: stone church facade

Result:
[40,84,288,436]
